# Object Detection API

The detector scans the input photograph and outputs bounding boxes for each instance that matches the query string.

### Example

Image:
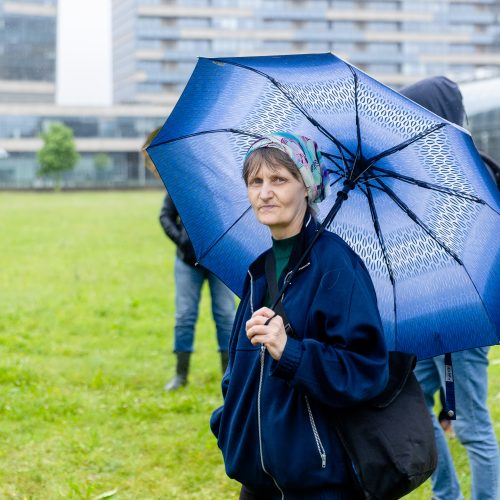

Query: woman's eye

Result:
[248,178,262,186]
[273,177,287,183]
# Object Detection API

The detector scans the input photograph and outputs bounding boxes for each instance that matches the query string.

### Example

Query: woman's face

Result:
[247,161,308,239]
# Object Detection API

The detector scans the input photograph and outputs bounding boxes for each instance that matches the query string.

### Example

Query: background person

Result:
[210,133,388,498]
[401,76,500,500]
[159,192,235,391]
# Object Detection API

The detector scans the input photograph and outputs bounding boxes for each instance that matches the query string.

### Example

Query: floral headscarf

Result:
[245,132,331,204]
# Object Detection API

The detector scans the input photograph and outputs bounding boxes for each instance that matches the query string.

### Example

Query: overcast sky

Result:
[56,0,112,106]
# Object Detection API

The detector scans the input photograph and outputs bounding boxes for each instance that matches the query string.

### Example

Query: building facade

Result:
[462,76,500,168]
[0,103,165,187]
[0,0,167,188]
[2,0,499,188]
[112,0,500,108]
[0,0,58,103]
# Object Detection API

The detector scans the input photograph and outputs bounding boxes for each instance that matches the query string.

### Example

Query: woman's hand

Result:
[246,307,287,361]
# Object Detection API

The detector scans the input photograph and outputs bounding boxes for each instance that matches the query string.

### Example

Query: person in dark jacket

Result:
[159,193,235,391]
[210,132,388,499]
[400,76,500,500]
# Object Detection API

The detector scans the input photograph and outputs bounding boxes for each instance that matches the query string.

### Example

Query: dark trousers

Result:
[239,486,274,500]
[240,484,365,499]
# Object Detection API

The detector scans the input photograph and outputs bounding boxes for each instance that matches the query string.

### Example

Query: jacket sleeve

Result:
[159,193,185,247]
[210,291,247,439]
[210,366,230,439]
[210,292,245,439]
[271,252,388,408]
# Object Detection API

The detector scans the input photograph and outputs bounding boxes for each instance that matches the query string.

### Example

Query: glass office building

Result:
[0,0,167,189]
[0,0,57,103]
[0,104,166,188]
[462,77,500,168]
[2,0,499,188]
[112,0,500,107]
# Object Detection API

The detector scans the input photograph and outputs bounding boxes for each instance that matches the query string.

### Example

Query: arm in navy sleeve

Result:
[271,252,388,408]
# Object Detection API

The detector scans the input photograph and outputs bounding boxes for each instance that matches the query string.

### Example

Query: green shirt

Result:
[272,233,299,283]
[264,233,299,307]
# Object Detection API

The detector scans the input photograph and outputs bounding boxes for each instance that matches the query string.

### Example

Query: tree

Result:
[93,152,111,183]
[37,122,79,189]
[94,152,110,171]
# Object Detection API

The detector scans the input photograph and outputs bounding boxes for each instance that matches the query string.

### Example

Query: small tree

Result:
[93,152,111,183]
[37,122,79,190]
[94,152,110,171]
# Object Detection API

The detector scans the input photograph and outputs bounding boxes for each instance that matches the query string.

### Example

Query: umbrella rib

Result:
[374,178,463,265]
[346,65,363,177]
[364,123,447,168]
[196,206,253,262]
[326,169,346,178]
[329,176,344,189]
[365,184,398,346]
[322,151,347,174]
[322,152,345,161]
[374,181,499,341]
[208,57,355,163]
[370,166,492,207]
[147,128,263,149]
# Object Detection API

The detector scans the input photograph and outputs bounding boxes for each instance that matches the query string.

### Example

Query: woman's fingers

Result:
[246,308,281,327]
[246,324,270,339]
[252,307,275,319]
[246,312,288,360]
[246,312,278,331]
[249,333,268,346]
[245,309,287,359]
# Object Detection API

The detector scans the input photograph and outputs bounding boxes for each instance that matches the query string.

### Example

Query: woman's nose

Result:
[259,182,273,199]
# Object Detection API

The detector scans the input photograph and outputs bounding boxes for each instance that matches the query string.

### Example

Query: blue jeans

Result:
[414,348,500,500]
[173,257,235,353]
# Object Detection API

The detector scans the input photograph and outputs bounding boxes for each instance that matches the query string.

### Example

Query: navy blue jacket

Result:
[211,216,388,499]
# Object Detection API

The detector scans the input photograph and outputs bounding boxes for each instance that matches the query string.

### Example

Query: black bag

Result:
[264,252,437,499]
[332,351,437,500]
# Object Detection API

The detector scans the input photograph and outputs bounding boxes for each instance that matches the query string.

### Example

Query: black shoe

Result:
[164,352,191,392]
[164,374,187,391]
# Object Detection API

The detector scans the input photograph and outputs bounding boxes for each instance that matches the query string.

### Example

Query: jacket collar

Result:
[248,210,320,282]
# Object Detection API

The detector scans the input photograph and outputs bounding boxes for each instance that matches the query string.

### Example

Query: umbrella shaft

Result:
[270,182,353,311]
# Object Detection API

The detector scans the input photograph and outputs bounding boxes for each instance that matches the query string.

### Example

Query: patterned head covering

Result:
[245,132,331,204]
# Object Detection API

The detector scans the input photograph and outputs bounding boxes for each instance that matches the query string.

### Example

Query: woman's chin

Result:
[257,213,276,226]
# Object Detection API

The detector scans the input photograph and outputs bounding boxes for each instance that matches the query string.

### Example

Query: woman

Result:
[210,132,388,499]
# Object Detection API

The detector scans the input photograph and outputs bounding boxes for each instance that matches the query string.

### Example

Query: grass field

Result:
[0,192,498,499]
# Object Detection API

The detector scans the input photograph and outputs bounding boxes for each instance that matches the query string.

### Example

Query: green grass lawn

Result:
[0,192,498,499]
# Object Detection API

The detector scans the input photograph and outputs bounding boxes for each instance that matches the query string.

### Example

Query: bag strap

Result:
[264,251,296,339]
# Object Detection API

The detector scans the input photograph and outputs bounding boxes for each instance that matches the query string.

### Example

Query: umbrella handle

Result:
[269,181,355,311]
[264,313,278,326]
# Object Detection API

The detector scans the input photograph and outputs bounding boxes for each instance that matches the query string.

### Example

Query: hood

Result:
[400,76,465,126]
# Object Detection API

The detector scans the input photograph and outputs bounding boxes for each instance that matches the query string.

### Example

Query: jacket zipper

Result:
[248,270,254,314]
[304,395,327,468]
[250,270,285,499]
[280,261,311,302]
[258,346,285,499]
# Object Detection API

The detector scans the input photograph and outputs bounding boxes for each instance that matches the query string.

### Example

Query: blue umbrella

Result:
[147,53,500,360]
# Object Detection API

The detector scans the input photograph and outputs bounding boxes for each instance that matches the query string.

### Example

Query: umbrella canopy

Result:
[147,53,500,360]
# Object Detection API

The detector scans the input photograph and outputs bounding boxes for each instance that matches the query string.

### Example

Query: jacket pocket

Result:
[260,389,336,492]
